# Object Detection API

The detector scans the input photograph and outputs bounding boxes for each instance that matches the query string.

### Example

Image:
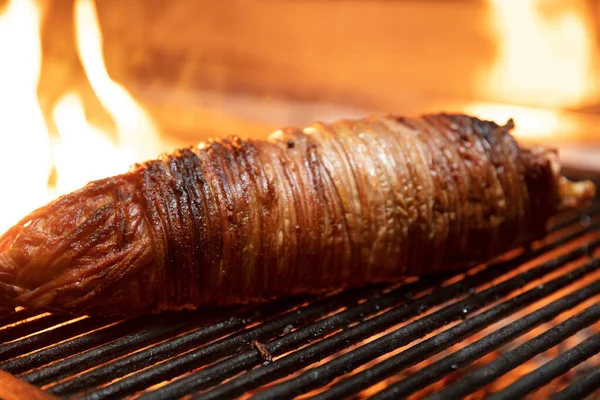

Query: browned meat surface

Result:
[0,113,595,316]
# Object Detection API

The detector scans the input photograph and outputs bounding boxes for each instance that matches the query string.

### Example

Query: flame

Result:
[51,0,160,194]
[483,0,597,109]
[0,0,161,235]
[52,94,138,192]
[464,0,600,144]
[0,0,51,234]
[72,0,159,161]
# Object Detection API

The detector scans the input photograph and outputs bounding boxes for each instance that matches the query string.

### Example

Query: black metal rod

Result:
[312,259,600,400]
[74,286,383,400]
[243,244,600,400]
[0,317,116,364]
[488,332,600,400]
[0,314,73,344]
[424,302,600,400]
[0,309,42,328]
[0,315,155,374]
[370,273,600,400]
[47,294,314,397]
[550,365,600,400]
[23,310,219,387]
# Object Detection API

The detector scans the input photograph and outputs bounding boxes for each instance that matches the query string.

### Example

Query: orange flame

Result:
[72,0,159,161]
[0,0,51,234]
[0,0,162,235]
[463,0,599,144]
[482,0,597,109]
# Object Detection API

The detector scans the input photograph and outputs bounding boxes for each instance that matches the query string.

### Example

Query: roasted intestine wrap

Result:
[0,113,595,316]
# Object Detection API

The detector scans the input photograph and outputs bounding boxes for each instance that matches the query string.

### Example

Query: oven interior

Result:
[1,0,600,398]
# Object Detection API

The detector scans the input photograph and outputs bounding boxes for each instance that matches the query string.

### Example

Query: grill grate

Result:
[1,186,600,399]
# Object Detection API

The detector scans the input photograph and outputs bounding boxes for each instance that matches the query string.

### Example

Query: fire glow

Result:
[462,0,599,143]
[0,0,161,234]
[0,0,598,235]
[482,0,598,109]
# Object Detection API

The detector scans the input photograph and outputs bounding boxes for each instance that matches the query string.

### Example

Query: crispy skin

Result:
[0,113,595,316]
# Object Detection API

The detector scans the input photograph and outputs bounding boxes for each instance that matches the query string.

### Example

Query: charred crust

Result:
[0,112,588,316]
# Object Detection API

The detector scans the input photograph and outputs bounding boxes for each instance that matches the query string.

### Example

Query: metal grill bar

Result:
[0,309,42,327]
[551,365,600,400]
[35,295,306,394]
[46,286,383,397]
[72,279,433,400]
[0,316,117,364]
[426,303,600,400]
[488,332,600,399]
[234,243,600,400]
[0,314,72,344]
[1,315,160,374]
[371,273,600,399]
[307,256,600,400]
[21,306,246,387]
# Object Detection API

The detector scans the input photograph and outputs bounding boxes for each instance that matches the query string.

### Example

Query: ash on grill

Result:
[0,181,599,400]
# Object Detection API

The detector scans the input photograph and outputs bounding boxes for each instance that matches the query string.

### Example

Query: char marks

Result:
[140,113,562,310]
[0,112,577,315]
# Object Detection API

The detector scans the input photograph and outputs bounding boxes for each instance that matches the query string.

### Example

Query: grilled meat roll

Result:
[0,113,595,316]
